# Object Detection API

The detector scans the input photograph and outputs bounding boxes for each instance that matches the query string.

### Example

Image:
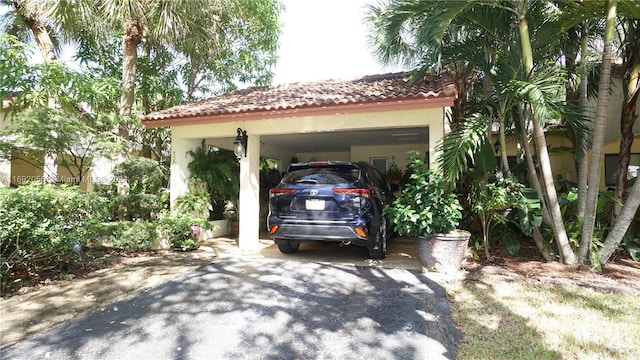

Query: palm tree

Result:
[599,2,640,265]
[96,0,281,136]
[580,0,618,264]
[1,0,58,61]
[368,0,582,263]
[612,18,640,217]
[91,0,210,130]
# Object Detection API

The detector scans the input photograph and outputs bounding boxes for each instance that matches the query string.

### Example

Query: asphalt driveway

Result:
[1,239,462,360]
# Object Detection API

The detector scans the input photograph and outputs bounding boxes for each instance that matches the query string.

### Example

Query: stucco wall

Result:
[350,144,430,171]
[295,151,350,163]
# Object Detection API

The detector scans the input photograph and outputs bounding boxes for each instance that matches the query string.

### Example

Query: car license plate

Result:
[306,199,325,210]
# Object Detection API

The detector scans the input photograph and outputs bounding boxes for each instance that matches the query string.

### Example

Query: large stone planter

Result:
[201,219,230,239]
[417,230,470,274]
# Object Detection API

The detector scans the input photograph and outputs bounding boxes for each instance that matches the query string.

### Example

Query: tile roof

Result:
[140,72,456,124]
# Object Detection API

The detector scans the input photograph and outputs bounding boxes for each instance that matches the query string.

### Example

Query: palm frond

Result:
[435,114,491,186]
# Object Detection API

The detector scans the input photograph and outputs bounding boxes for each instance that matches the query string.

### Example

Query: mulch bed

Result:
[464,245,640,294]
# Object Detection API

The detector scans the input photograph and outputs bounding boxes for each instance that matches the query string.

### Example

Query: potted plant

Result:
[383,151,470,273]
[156,211,204,251]
[174,178,214,242]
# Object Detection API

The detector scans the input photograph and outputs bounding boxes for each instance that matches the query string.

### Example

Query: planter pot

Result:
[200,219,230,239]
[230,220,240,237]
[416,230,470,274]
[191,224,201,238]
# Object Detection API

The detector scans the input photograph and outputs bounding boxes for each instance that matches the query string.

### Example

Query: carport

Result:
[141,72,457,250]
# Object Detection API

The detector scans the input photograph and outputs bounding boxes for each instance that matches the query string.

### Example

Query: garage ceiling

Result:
[262,127,429,153]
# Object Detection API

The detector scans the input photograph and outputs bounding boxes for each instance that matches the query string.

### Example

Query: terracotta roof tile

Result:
[141,72,456,123]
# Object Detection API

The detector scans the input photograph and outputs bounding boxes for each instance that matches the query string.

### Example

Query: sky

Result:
[272,0,404,84]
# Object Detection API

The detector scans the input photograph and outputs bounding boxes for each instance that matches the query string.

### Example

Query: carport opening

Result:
[260,126,430,174]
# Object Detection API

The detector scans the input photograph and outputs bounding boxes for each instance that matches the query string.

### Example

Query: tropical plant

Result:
[111,157,167,220]
[187,141,239,220]
[580,0,618,265]
[175,178,211,219]
[612,14,640,214]
[367,0,626,265]
[156,211,203,251]
[383,151,463,238]
[469,175,533,260]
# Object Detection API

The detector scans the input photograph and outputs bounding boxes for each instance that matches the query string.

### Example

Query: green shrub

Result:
[156,212,204,251]
[110,221,157,252]
[107,157,168,220]
[383,151,463,237]
[93,183,120,220]
[0,183,107,292]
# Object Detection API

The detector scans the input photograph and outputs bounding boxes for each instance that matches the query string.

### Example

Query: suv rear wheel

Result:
[275,239,300,254]
[368,218,387,259]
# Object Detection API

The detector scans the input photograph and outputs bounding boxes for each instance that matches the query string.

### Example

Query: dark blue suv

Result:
[267,161,395,259]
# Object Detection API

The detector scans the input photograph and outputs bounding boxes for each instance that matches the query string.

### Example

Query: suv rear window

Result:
[282,167,360,185]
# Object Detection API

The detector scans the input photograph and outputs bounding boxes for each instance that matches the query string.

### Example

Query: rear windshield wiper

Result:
[296,179,319,184]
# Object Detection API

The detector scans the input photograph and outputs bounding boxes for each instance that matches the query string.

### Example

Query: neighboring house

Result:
[0,100,112,191]
[496,77,640,192]
[141,72,457,249]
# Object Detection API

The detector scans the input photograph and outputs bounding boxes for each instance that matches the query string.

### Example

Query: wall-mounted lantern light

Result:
[494,140,500,155]
[233,128,248,160]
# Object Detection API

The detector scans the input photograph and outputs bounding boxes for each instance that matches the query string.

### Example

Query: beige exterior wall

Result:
[350,144,429,171]
[295,151,350,163]
[497,133,577,184]
[9,153,43,186]
[603,78,640,143]
[547,134,577,183]
[293,143,430,173]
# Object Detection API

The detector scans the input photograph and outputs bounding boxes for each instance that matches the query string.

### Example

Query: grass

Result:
[449,272,640,360]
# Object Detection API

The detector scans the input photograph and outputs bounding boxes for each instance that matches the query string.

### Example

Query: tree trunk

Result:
[601,17,640,265]
[119,20,143,139]
[519,105,552,226]
[614,99,638,212]
[601,175,640,264]
[532,117,576,264]
[613,22,640,219]
[499,116,511,176]
[576,23,590,220]
[519,13,576,264]
[26,14,58,184]
[26,20,55,61]
[532,226,555,261]
[580,0,617,264]
[516,107,554,261]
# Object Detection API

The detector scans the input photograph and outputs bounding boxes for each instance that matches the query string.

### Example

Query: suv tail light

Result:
[269,189,296,197]
[332,188,372,198]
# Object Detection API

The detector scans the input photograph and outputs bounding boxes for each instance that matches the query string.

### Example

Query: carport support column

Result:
[429,117,445,170]
[0,158,9,187]
[238,134,260,250]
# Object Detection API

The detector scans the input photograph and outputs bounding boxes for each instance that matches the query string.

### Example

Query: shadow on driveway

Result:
[1,249,462,360]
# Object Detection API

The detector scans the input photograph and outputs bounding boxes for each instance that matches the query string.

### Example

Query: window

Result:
[604,154,640,187]
[370,157,387,173]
